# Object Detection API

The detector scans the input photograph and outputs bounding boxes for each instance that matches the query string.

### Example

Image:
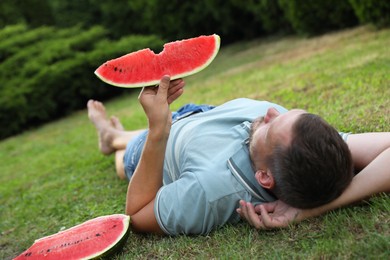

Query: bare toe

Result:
[110,116,124,131]
[88,100,107,121]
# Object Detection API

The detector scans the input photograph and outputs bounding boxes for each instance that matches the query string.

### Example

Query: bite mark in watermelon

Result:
[95,34,220,88]
[14,214,130,260]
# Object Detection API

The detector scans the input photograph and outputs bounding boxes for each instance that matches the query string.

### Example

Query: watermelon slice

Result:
[95,34,220,88]
[14,214,130,260]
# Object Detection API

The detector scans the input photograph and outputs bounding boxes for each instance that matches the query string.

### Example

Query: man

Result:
[88,76,389,235]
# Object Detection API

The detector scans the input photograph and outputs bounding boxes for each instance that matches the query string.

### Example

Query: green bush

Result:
[0,0,54,28]
[0,0,24,27]
[278,0,358,35]
[96,0,264,43]
[0,25,164,139]
[5,0,383,44]
[0,24,27,42]
[349,0,390,28]
[49,0,99,28]
[0,26,55,62]
[249,0,292,34]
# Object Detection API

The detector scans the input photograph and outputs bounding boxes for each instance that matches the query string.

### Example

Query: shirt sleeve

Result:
[154,172,216,236]
[339,132,351,142]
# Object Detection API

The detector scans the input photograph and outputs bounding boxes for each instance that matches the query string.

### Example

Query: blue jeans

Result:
[123,104,215,180]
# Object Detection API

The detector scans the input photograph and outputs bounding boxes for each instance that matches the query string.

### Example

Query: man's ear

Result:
[255,169,275,189]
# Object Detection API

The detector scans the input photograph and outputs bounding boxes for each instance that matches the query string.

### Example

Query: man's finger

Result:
[170,78,184,89]
[238,200,250,221]
[237,200,246,217]
[255,201,277,213]
[167,87,184,105]
[238,200,264,229]
[246,202,264,229]
[168,79,185,96]
[258,204,281,228]
[157,75,171,100]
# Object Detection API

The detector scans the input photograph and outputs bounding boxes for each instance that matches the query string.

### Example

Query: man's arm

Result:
[347,133,390,171]
[125,76,184,234]
[237,132,390,229]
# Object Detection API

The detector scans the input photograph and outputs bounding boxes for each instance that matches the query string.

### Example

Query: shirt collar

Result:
[227,122,277,202]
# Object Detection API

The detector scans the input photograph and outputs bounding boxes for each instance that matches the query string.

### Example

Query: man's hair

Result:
[267,113,354,209]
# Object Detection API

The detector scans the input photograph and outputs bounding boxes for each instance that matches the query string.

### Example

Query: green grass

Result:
[1,26,389,259]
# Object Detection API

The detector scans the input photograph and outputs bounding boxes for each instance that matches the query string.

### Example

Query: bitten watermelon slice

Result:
[95,34,220,88]
[14,214,130,260]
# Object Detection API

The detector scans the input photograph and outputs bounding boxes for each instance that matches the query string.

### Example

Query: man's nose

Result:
[264,107,280,123]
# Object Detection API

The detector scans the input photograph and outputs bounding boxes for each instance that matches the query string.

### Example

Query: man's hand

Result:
[238,133,390,231]
[237,200,304,229]
[138,75,185,136]
[126,76,184,234]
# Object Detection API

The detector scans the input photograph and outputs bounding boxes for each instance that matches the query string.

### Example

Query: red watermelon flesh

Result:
[95,34,220,88]
[14,214,130,260]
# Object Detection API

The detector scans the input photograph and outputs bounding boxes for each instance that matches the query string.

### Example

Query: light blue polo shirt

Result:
[154,98,288,235]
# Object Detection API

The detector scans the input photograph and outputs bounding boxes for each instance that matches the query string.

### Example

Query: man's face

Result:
[249,107,306,170]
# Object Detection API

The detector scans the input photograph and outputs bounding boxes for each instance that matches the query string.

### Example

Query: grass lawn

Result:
[1,26,389,259]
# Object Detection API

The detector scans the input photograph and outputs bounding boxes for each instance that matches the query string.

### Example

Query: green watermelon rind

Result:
[15,214,131,260]
[95,34,221,88]
[95,225,131,259]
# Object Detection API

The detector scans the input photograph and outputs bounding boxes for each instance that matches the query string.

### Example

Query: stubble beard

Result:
[248,116,264,146]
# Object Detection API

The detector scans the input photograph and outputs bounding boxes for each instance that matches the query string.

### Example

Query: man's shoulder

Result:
[222,98,263,106]
[221,98,283,109]
[216,98,287,116]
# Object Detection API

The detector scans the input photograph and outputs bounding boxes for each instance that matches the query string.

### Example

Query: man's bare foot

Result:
[87,100,116,155]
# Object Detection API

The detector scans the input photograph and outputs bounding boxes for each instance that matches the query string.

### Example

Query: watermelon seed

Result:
[24,252,32,256]
[96,233,101,237]
[114,67,118,71]
[47,249,51,253]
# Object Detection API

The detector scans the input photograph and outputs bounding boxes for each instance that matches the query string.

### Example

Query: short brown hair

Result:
[267,113,353,209]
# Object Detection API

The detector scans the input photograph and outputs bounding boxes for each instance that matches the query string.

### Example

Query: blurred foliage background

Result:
[0,0,389,139]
